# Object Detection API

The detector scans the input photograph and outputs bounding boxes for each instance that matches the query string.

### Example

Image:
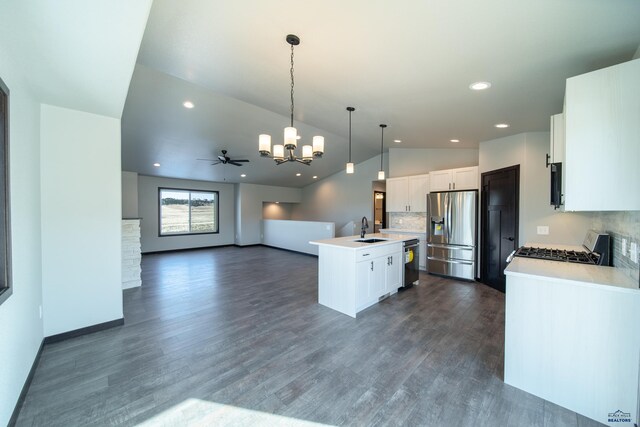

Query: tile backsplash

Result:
[587,210,640,284]
[388,212,427,231]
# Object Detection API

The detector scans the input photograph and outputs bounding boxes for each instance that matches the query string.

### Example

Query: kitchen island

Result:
[504,256,640,427]
[310,233,419,318]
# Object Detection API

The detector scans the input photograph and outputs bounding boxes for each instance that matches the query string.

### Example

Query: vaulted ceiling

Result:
[122,0,640,187]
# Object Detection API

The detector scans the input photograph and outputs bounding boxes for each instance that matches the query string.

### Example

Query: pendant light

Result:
[258,34,324,165]
[346,107,355,174]
[378,124,387,180]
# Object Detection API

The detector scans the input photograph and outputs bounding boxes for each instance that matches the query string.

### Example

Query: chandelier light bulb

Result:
[273,144,285,159]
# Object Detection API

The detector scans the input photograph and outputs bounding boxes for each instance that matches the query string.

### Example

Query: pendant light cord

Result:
[348,110,352,162]
[290,43,295,127]
[380,125,385,169]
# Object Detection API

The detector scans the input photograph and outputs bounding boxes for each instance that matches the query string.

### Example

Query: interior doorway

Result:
[373,191,386,233]
[481,165,519,292]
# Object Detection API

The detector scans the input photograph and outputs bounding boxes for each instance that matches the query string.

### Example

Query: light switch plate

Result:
[537,226,549,235]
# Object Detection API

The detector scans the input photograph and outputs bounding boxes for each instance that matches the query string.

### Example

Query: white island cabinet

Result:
[310,234,409,318]
[504,257,640,427]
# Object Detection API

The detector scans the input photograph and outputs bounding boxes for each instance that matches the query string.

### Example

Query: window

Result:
[0,76,12,306]
[159,188,218,236]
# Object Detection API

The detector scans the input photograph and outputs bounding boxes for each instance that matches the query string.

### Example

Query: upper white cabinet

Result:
[429,166,478,192]
[564,58,640,211]
[386,174,429,212]
[549,113,565,164]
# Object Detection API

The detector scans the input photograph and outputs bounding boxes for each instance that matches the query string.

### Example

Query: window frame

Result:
[157,187,219,237]
[0,76,12,307]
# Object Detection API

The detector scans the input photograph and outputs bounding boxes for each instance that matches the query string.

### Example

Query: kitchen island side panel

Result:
[505,274,640,426]
[317,246,357,318]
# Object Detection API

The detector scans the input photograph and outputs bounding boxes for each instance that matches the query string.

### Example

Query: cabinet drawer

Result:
[427,244,475,262]
[356,243,401,261]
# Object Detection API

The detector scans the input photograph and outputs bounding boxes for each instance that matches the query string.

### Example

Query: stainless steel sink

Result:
[354,238,388,243]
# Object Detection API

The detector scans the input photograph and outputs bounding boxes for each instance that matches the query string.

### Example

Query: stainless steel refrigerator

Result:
[427,190,477,280]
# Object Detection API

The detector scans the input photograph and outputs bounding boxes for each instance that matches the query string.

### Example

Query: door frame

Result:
[480,164,520,287]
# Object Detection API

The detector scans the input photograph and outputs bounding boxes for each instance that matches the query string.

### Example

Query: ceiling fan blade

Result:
[228,161,243,166]
[233,159,250,163]
[210,161,222,165]
[217,155,227,162]
[197,158,219,162]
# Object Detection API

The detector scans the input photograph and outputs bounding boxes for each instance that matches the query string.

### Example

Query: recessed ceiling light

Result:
[450,139,460,143]
[312,176,318,179]
[183,101,194,109]
[296,173,301,176]
[495,123,510,128]
[394,139,402,143]
[469,81,491,91]
[153,162,160,167]
[240,174,246,177]
[275,201,280,204]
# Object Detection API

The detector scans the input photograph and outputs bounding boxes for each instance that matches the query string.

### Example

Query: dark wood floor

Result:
[15,246,603,426]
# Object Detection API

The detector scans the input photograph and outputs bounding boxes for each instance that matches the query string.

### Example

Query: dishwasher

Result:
[403,239,420,288]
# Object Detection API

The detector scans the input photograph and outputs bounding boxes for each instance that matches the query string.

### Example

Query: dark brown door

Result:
[481,165,519,292]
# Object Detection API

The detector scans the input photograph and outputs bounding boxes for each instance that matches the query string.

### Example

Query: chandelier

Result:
[258,34,324,165]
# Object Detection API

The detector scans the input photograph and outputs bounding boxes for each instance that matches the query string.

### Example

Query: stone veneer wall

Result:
[122,219,142,289]
[587,211,640,285]
[388,212,427,230]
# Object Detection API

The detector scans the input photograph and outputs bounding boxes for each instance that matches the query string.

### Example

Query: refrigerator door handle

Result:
[447,194,452,242]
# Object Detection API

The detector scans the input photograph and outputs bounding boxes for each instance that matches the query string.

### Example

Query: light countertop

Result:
[505,257,639,293]
[310,233,416,250]
[380,228,426,235]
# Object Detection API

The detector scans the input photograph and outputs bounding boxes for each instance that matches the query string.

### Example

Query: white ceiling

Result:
[122,0,640,187]
[1,0,152,119]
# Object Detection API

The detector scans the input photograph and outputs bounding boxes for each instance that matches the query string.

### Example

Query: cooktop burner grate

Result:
[514,247,599,264]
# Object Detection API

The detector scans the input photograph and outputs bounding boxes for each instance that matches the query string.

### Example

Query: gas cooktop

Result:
[514,247,600,265]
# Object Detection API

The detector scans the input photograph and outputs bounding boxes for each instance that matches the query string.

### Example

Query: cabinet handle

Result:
[390,256,393,265]
[362,253,370,257]
[371,261,374,271]
[448,183,451,190]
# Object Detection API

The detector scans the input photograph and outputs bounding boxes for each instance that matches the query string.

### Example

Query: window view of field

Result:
[160,189,217,235]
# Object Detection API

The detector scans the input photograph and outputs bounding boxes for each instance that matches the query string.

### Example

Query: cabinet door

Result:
[429,170,453,192]
[565,58,640,211]
[550,113,565,164]
[356,260,374,309]
[385,254,402,293]
[386,177,409,212]
[452,167,478,190]
[407,175,429,212]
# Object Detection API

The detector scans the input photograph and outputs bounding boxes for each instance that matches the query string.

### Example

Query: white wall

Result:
[262,219,334,255]
[40,104,123,337]
[122,170,138,218]
[389,148,479,177]
[291,155,386,232]
[138,175,236,253]
[0,53,44,427]
[479,132,591,246]
[263,202,294,220]
[235,183,302,246]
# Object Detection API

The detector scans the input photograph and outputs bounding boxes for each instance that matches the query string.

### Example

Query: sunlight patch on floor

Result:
[136,398,335,427]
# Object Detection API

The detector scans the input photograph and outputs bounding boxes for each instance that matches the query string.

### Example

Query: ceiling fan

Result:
[197,150,250,167]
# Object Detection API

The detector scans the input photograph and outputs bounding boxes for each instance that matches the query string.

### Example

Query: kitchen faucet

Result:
[360,216,369,238]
